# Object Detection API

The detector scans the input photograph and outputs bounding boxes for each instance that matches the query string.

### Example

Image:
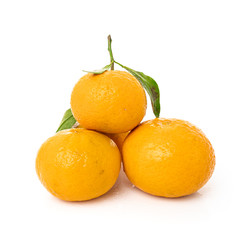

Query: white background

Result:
[0,0,240,239]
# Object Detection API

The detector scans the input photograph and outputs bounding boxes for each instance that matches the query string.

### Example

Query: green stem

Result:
[114,61,124,68]
[107,35,114,70]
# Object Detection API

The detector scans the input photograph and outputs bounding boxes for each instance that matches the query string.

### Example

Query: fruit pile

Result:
[36,36,215,201]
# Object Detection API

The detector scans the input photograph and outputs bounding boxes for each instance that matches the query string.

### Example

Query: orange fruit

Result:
[75,124,129,153]
[36,128,121,201]
[105,131,129,153]
[70,70,147,133]
[122,118,215,198]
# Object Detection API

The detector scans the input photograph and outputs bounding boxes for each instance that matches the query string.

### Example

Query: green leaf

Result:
[56,108,76,132]
[115,62,160,118]
[82,62,113,74]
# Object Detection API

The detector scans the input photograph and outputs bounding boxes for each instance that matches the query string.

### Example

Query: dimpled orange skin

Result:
[76,125,129,153]
[36,128,121,201]
[70,70,147,133]
[105,131,129,153]
[122,118,215,198]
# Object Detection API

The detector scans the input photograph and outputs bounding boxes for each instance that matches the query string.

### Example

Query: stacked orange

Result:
[36,36,215,201]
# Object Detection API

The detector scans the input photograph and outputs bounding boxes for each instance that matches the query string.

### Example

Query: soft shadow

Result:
[85,168,132,204]
[171,191,203,201]
[52,169,204,204]
[130,185,203,202]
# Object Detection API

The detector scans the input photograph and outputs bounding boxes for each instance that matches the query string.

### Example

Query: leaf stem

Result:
[108,35,114,70]
[114,61,124,68]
